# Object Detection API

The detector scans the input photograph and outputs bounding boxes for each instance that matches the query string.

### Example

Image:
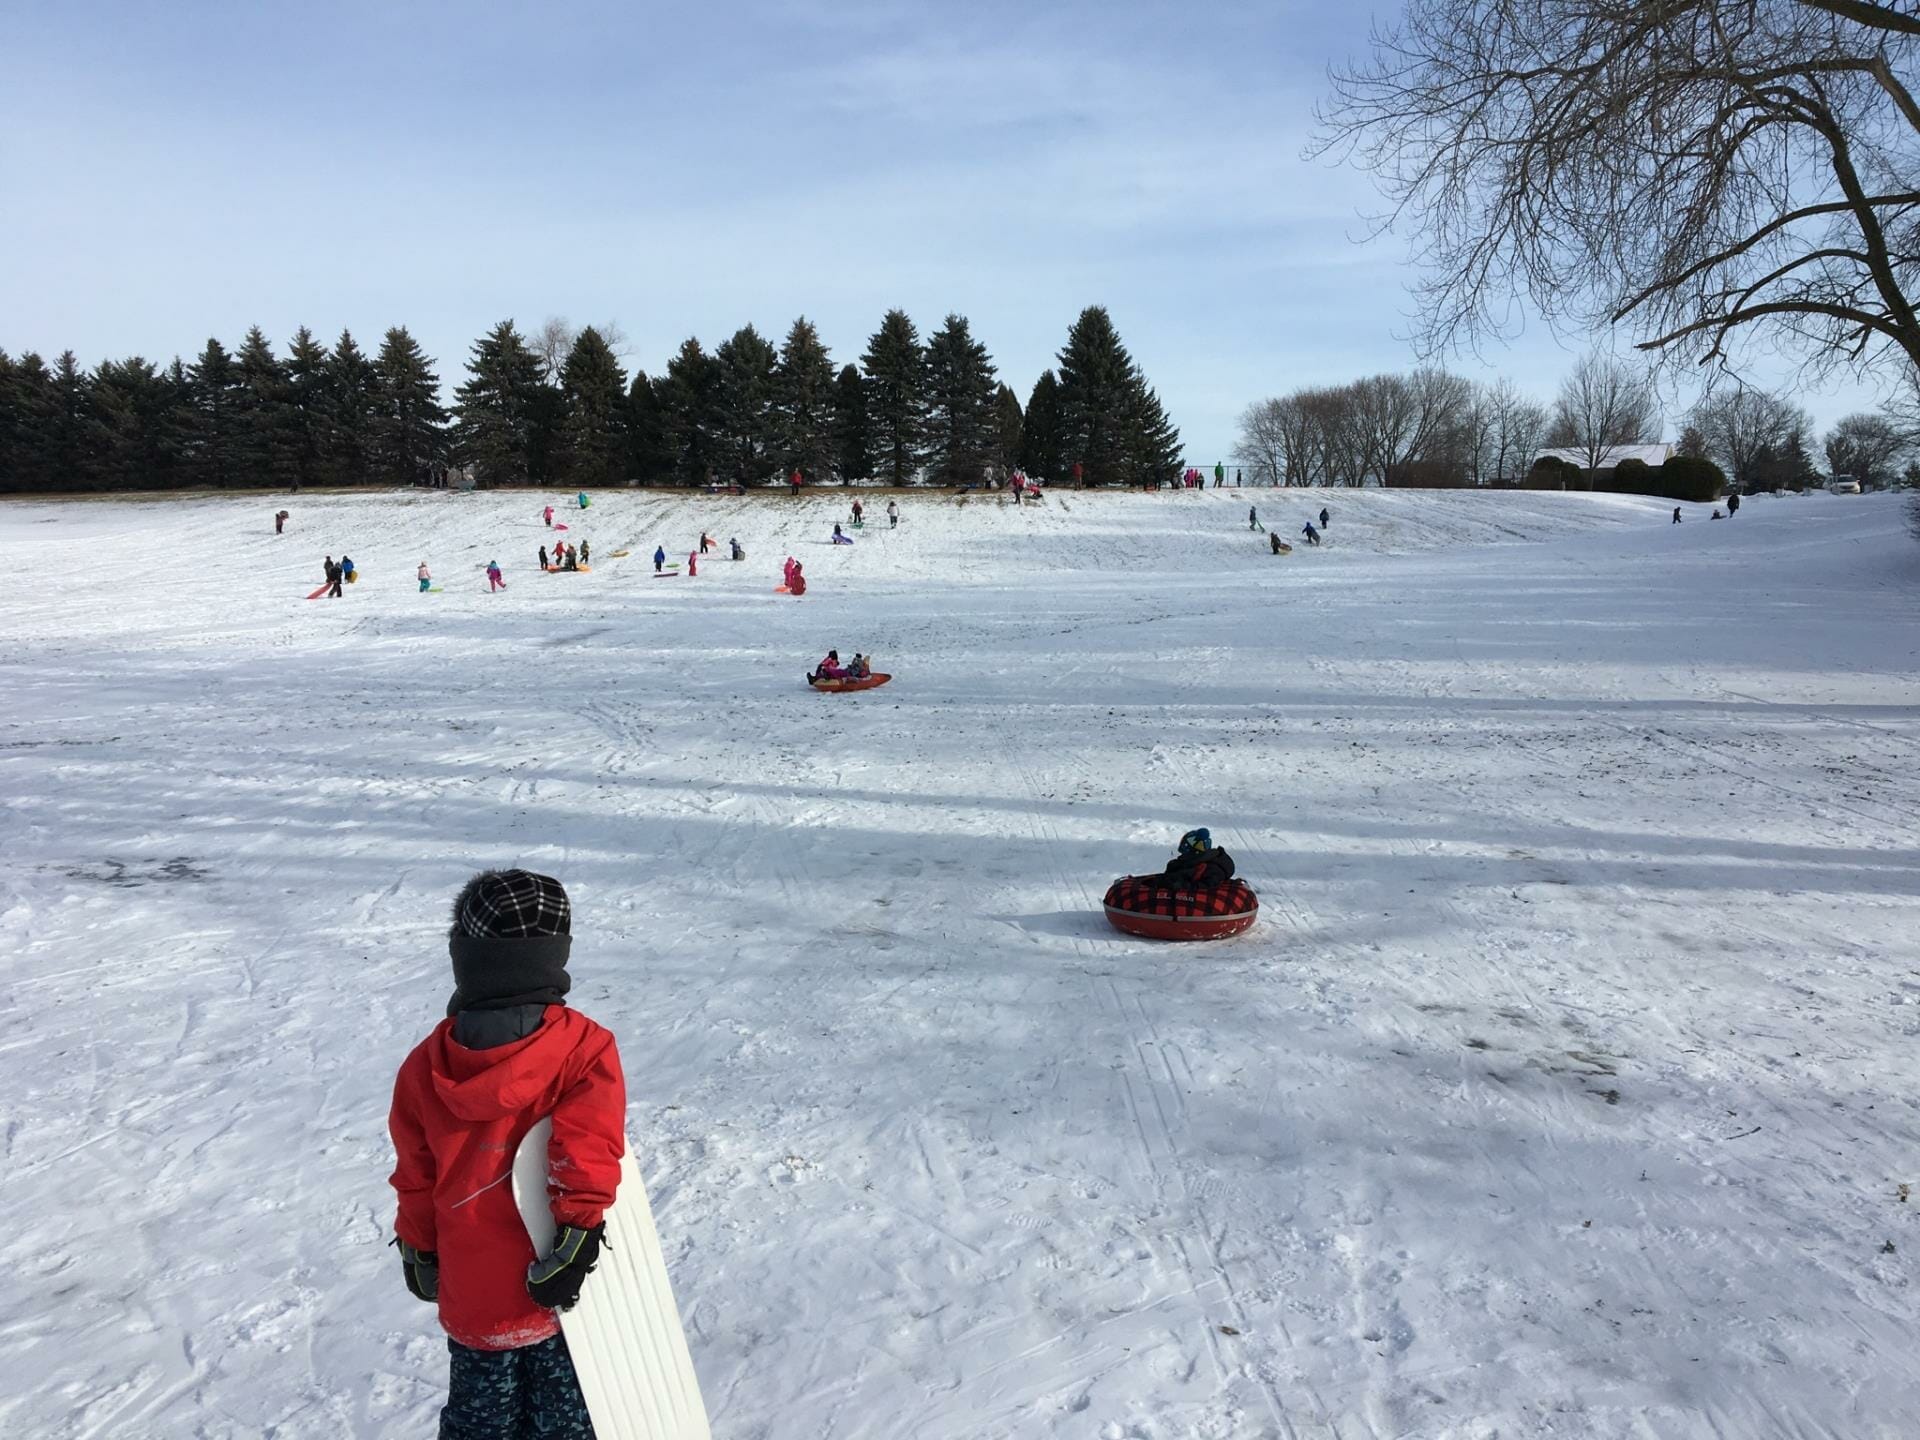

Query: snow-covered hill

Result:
[2,486,1916,1438]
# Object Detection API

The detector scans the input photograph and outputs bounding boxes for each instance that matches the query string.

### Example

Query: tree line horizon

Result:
[1237,352,1913,496]
[0,305,1185,495]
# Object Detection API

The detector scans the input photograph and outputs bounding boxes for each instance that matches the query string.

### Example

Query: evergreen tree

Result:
[0,350,20,489]
[186,338,242,488]
[326,330,378,485]
[861,309,927,485]
[556,326,630,489]
[46,351,105,491]
[285,327,331,491]
[454,320,543,485]
[1,352,60,492]
[235,326,297,488]
[1053,307,1180,486]
[92,356,180,490]
[832,363,871,483]
[656,338,719,485]
[156,359,198,484]
[991,382,1024,475]
[773,316,837,482]
[712,325,778,484]
[1778,429,1821,490]
[525,383,567,488]
[922,313,998,486]
[371,327,447,484]
[1020,370,1064,480]
[1054,306,1135,485]
[1119,369,1183,487]
[627,370,669,481]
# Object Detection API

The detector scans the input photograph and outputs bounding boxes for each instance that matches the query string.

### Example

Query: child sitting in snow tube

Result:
[1104,829,1258,941]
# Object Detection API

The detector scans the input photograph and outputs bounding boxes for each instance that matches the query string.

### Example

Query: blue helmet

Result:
[1178,828,1213,857]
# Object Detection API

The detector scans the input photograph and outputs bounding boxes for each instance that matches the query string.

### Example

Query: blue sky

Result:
[0,0,1882,463]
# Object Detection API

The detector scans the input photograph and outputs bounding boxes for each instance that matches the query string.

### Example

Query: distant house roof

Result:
[1534,443,1674,471]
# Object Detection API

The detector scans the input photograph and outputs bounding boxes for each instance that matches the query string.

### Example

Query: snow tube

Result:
[808,672,891,692]
[1102,875,1258,942]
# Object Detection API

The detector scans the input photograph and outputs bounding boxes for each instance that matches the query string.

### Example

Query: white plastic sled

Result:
[513,1117,711,1440]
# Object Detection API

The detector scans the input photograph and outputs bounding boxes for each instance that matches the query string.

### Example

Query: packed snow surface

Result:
[1,485,1917,1440]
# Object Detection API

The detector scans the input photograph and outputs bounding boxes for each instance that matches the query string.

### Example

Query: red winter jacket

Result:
[389,1006,625,1351]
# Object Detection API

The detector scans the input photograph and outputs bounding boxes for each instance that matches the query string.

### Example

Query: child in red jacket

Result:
[389,869,625,1440]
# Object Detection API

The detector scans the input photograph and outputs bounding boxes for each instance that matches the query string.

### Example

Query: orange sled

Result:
[808,672,891,692]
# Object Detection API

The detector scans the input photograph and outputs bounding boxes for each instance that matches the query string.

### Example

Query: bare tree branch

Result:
[1797,0,1920,39]
[1314,0,1920,383]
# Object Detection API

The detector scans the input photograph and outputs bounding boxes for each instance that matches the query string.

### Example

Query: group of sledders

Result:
[808,649,873,683]
[540,542,587,571]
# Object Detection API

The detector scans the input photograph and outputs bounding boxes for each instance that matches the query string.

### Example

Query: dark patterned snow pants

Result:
[440,1334,594,1440]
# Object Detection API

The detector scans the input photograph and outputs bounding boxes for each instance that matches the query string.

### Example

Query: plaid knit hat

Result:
[450,868,571,939]
[446,869,573,1018]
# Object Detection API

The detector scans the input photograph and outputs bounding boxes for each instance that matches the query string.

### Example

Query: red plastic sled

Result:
[306,583,331,599]
[808,672,891,692]
[1102,875,1259,942]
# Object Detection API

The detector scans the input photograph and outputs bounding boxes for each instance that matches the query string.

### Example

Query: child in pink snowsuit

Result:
[688,551,698,577]
[543,505,554,527]
[486,560,505,591]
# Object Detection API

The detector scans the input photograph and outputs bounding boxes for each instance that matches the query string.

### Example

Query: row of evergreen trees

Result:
[0,306,1182,493]
[0,327,445,494]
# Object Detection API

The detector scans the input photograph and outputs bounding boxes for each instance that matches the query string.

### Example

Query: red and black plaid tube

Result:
[1103,875,1258,919]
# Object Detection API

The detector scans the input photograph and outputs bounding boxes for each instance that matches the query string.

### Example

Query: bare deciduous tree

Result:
[1825,410,1908,484]
[1237,371,1481,485]
[1352,370,1477,483]
[597,320,632,359]
[1689,387,1812,485]
[531,317,577,385]
[1484,378,1549,482]
[1551,353,1659,472]
[1314,0,1920,380]
[1236,398,1289,485]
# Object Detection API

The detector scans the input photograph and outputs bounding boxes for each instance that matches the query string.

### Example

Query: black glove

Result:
[526,1223,607,1311]
[393,1237,438,1303]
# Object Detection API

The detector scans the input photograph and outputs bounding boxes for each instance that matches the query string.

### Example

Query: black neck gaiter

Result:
[447,934,573,1017]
